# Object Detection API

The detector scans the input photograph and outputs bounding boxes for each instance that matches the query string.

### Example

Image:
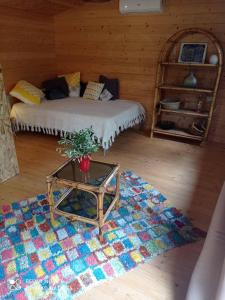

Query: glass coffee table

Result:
[46,159,120,242]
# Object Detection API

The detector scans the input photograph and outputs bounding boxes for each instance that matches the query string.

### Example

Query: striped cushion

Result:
[83,81,104,100]
[10,80,44,105]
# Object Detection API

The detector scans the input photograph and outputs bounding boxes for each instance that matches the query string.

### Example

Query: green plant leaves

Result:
[57,128,99,159]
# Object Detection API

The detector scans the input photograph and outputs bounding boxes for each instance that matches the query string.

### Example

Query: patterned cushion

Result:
[61,72,80,89]
[9,80,44,105]
[83,82,104,100]
[99,89,113,101]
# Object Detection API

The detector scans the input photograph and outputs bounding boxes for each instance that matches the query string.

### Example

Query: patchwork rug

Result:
[0,171,205,300]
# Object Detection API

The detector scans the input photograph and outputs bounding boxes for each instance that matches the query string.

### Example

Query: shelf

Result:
[158,85,214,94]
[153,127,204,141]
[152,29,222,145]
[160,108,209,118]
[161,62,219,68]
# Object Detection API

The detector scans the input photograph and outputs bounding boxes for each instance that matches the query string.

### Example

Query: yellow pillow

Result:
[83,81,104,100]
[61,72,80,88]
[9,80,44,105]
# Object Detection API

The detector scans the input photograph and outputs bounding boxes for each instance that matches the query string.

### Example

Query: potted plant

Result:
[57,128,99,172]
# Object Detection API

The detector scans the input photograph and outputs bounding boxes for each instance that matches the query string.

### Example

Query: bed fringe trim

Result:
[12,112,145,150]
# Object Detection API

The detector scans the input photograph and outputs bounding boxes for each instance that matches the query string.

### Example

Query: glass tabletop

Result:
[53,160,117,187]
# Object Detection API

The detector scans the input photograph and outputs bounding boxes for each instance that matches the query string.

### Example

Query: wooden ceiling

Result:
[0,0,111,16]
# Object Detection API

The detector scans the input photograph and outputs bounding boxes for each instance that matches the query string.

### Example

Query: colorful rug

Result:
[0,171,205,300]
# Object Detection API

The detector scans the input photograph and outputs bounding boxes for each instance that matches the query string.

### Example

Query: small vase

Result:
[183,72,197,88]
[78,155,91,173]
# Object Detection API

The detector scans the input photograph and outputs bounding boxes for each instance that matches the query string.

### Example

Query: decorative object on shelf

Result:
[189,120,206,136]
[178,43,207,64]
[160,98,180,110]
[57,127,99,173]
[183,72,197,88]
[203,96,213,111]
[196,95,204,112]
[206,96,213,102]
[209,54,219,65]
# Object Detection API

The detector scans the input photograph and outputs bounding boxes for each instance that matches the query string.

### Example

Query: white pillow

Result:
[69,85,80,97]
[99,89,113,101]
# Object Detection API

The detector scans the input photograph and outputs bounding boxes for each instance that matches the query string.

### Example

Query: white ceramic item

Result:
[160,98,180,110]
[209,54,219,65]
[183,72,197,88]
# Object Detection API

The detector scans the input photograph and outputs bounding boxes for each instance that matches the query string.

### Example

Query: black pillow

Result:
[44,89,67,100]
[42,77,69,100]
[99,75,119,100]
[80,81,87,97]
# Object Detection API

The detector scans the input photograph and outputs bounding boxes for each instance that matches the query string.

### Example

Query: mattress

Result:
[10,97,145,150]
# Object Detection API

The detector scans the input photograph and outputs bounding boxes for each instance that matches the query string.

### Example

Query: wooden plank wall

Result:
[54,0,225,144]
[0,7,56,92]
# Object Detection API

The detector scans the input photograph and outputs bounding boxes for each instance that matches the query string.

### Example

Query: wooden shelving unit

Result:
[151,28,223,143]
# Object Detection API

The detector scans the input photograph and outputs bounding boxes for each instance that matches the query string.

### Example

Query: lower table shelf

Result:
[56,189,115,220]
[153,127,204,141]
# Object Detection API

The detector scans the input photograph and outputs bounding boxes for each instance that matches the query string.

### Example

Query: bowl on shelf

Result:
[157,121,176,130]
[160,98,181,110]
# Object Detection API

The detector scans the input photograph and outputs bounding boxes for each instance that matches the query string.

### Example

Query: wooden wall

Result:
[54,0,225,144]
[0,8,55,92]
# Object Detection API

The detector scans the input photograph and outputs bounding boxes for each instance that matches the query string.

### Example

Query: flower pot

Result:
[78,155,91,173]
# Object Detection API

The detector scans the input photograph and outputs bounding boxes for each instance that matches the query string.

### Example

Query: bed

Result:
[10,97,145,150]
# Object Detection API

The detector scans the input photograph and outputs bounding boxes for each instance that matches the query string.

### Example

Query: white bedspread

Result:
[10,97,145,149]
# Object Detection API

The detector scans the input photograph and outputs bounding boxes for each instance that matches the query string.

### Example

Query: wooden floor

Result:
[1,131,225,300]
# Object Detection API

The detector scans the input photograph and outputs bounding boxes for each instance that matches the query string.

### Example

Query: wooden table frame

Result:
[46,159,120,242]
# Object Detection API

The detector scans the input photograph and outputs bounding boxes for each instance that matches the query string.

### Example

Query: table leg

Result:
[47,178,54,225]
[98,192,105,243]
[115,171,121,210]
